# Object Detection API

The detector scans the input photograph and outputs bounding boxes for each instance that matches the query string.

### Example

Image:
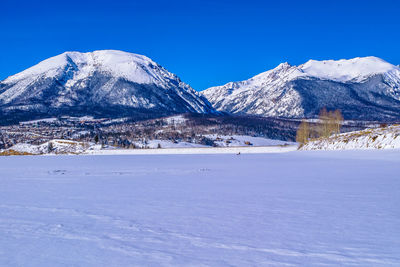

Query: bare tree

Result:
[318,107,331,138]
[317,108,343,138]
[296,120,310,145]
[333,109,343,134]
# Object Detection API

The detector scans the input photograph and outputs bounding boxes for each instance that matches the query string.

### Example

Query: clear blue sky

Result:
[1,0,399,91]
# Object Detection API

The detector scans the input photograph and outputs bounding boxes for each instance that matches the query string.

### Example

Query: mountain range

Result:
[202,56,400,121]
[1,51,400,123]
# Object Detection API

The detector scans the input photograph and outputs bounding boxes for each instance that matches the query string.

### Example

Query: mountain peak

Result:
[276,62,292,69]
[299,56,398,82]
[0,50,215,122]
[4,50,175,87]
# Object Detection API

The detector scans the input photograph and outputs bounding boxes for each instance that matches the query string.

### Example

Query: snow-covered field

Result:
[86,144,297,155]
[1,150,400,266]
[204,134,295,147]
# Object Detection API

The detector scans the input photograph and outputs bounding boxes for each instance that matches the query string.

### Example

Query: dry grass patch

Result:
[0,150,34,156]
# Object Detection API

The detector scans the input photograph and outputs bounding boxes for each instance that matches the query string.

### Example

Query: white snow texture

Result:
[0,150,400,266]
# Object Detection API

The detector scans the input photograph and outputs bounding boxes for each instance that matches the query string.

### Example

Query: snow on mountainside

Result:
[300,56,398,82]
[202,57,400,120]
[0,50,215,123]
[301,124,400,150]
[3,50,183,88]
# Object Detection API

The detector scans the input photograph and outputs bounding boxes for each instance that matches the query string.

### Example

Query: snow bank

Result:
[301,125,400,150]
[3,140,103,155]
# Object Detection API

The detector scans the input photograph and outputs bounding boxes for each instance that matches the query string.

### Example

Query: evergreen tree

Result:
[47,142,54,153]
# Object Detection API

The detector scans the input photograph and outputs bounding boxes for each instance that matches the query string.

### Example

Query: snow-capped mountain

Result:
[0,50,215,123]
[202,57,400,120]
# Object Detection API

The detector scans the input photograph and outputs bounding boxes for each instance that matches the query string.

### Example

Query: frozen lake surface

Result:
[0,150,399,266]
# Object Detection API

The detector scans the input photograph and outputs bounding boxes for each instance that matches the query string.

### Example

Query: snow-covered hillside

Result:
[301,124,400,150]
[1,151,399,266]
[202,57,400,120]
[1,140,104,155]
[0,50,215,122]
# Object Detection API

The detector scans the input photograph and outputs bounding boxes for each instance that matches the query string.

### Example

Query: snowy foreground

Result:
[1,150,400,266]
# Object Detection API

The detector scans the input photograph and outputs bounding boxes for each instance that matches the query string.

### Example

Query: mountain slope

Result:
[202,57,400,120]
[0,50,215,123]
